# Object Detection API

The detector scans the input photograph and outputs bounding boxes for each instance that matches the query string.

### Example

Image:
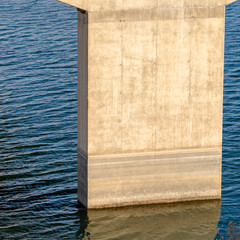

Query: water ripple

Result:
[1,0,240,239]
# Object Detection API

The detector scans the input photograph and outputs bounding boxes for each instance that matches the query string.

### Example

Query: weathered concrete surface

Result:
[58,0,237,208]
[82,149,221,208]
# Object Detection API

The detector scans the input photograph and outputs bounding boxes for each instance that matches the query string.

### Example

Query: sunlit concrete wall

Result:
[58,0,237,208]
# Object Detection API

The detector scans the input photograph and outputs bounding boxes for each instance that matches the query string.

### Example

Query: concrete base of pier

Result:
[78,148,221,208]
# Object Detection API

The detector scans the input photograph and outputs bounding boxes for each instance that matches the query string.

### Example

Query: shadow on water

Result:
[76,200,221,240]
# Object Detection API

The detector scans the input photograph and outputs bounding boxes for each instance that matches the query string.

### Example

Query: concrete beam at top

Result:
[57,0,237,11]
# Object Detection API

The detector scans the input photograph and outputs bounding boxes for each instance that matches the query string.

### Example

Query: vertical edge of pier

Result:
[77,9,88,208]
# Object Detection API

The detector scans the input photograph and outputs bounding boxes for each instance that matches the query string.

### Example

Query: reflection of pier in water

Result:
[77,200,221,240]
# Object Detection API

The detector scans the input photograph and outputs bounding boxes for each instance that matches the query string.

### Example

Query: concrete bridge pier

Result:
[58,0,237,208]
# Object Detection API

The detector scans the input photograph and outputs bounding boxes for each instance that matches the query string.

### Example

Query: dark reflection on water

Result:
[0,0,240,239]
[76,208,90,239]
[78,201,220,240]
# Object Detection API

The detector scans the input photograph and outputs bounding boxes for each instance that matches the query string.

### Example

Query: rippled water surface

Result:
[0,1,240,239]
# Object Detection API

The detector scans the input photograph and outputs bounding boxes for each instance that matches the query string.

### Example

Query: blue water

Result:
[0,1,240,239]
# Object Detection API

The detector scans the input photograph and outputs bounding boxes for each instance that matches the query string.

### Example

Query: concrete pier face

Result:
[58,0,237,208]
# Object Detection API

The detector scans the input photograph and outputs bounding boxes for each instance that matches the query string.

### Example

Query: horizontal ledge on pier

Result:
[57,0,238,12]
